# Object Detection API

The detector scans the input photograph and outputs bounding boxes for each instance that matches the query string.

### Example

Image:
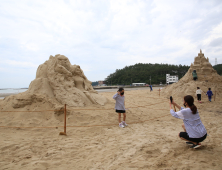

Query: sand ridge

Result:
[0,88,222,169]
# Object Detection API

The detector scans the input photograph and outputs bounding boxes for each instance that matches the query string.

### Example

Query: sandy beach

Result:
[0,88,222,169]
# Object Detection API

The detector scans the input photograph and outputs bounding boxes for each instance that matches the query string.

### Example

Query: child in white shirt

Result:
[196,87,203,103]
[113,87,127,128]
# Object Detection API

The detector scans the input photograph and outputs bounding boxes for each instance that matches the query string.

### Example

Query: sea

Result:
[0,88,28,99]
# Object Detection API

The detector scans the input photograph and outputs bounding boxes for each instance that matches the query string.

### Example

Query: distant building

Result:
[166,74,178,84]
[98,80,104,86]
[91,81,99,86]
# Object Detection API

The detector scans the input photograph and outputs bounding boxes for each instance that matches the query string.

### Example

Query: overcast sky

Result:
[0,0,222,88]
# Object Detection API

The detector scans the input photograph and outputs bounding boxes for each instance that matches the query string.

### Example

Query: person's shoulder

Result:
[181,108,191,113]
[183,108,190,110]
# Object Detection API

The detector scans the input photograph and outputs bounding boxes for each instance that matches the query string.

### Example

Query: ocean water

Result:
[0,88,28,93]
[0,88,28,99]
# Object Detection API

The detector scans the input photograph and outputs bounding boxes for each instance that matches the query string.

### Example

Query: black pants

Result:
[180,132,207,143]
[193,77,197,81]
[197,94,201,101]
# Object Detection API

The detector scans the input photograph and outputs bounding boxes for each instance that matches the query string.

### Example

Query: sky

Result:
[0,0,222,88]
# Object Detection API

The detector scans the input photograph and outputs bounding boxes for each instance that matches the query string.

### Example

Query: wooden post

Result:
[214,91,216,101]
[64,104,66,133]
[59,104,67,135]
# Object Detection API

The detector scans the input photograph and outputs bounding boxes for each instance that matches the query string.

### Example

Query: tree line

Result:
[213,64,222,75]
[104,63,189,85]
[91,63,222,86]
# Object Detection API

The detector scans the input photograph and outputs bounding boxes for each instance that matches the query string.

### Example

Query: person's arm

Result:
[113,92,120,100]
[172,101,182,110]
[169,101,185,120]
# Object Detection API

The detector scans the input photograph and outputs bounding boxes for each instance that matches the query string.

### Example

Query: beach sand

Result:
[0,88,222,169]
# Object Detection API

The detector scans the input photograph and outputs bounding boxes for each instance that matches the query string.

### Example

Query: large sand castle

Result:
[162,50,222,98]
[1,54,108,110]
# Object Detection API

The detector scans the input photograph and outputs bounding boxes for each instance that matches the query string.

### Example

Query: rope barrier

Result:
[0,101,165,112]
[1,90,219,132]
[0,109,65,113]
[0,95,170,130]
[65,101,164,111]
[0,102,164,113]
[0,126,64,129]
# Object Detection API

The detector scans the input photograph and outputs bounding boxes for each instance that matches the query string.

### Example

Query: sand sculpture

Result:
[2,54,108,110]
[162,50,222,98]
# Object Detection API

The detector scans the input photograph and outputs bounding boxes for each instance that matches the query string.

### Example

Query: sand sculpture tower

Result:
[189,49,217,81]
[161,50,222,98]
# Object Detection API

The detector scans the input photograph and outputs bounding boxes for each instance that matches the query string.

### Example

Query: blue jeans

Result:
[208,96,212,101]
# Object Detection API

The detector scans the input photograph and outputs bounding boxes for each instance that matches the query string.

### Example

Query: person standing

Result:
[113,87,127,128]
[192,70,198,81]
[206,88,213,102]
[196,87,203,103]
[169,95,207,149]
[150,85,153,92]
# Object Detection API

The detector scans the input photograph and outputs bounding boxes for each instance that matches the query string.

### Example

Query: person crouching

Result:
[113,87,127,128]
[169,95,207,149]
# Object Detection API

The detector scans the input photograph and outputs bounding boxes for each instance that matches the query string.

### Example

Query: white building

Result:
[166,74,178,84]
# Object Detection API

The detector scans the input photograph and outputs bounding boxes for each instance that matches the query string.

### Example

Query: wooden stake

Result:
[59,104,67,136]
[214,91,216,101]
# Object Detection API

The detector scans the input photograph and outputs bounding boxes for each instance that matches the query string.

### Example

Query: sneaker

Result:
[186,142,194,145]
[119,123,125,128]
[190,143,201,149]
[122,121,128,127]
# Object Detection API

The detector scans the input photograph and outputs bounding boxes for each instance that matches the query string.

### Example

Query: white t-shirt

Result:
[196,89,203,94]
[113,93,125,110]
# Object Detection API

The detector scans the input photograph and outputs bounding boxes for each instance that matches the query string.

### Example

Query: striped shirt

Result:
[170,107,207,138]
[113,93,125,110]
